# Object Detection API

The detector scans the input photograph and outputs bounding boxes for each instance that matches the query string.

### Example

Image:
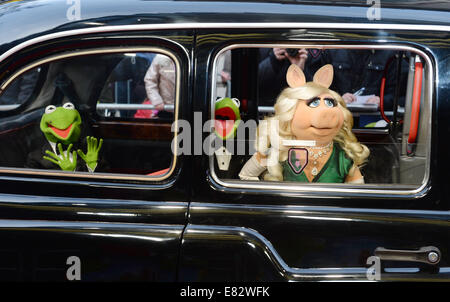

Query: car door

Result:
[0,25,193,281]
[178,22,450,281]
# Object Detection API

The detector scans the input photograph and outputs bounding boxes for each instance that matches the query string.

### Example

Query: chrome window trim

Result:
[184,224,367,281]
[185,202,450,280]
[185,222,450,281]
[0,23,441,191]
[0,46,182,183]
[209,43,433,197]
[1,22,450,64]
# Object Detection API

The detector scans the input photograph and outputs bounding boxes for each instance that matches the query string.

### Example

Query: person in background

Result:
[257,48,407,127]
[98,53,155,118]
[324,49,408,127]
[258,48,308,106]
[215,50,232,99]
[117,53,155,117]
[143,54,176,119]
[326,49,405,110]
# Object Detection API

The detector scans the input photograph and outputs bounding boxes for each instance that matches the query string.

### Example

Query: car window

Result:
[210,46,431,193]
[0,66,41,110]
[0,50,179,181]
[97,53,176,121]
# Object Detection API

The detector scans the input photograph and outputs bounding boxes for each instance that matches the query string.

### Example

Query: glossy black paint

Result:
[1,0,450,54]
[0,0,449,281]
[182,25,450,281]
[0,16,194,281]
[1,30,194,201]
[180,204,450,281]
[0,219,185,281]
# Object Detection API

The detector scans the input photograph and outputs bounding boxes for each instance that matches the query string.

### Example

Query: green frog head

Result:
[214,97,241,140]
[40,102,82,144]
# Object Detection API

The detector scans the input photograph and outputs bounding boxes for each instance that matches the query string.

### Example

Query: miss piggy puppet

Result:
[239,64,369,183]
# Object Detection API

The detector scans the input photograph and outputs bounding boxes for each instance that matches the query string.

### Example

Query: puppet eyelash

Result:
[306,97,321,108]
[324,98,337,107]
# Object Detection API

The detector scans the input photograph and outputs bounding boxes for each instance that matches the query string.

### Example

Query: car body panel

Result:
[0,14,194,281]
[180,26,450,281]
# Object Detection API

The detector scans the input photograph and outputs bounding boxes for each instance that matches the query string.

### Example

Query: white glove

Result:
[238,154,267,181]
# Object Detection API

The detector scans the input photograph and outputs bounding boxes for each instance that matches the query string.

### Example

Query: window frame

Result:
[209,43,434,198]
[0,46,182,183]
[0,65,48,116]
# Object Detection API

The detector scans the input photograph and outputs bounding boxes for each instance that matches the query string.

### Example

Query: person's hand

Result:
[286,48,308,70]
[220,71,231,82]
[342,93,357,104]
[273,48,287,61]
[366,95,380,105]
[155,103,165,111]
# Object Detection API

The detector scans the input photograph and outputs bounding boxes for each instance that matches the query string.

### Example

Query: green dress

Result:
[282,144,353,183]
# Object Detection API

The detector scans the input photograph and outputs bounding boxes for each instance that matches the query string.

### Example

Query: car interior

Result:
[0,46,429,186]
[212,47,430,186]
[0,52,175,176]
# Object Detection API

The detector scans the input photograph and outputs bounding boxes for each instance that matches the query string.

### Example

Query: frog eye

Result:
[231,98,240,108]
[45,105,56,114]
[63,102,75,110]
[324,98,337,107]
[307,97,321,108]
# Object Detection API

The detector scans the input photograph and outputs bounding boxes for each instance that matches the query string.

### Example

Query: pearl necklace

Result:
[306,142,333,176]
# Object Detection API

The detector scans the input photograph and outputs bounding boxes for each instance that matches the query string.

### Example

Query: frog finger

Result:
[77,149,87,162]
[97,138,103,152]
[92,137,98,150]
[72,151,77,166]
[45,150,60,161]
[43,156,60,166]
[87,136,93,150]
[66,144,74,157]
[57,143,65,159]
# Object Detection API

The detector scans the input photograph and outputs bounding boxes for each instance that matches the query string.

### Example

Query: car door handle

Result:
[374,246,441,265]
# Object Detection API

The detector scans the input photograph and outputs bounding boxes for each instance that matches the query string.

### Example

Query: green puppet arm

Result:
[43,143,77,171]
[77,136,103,172]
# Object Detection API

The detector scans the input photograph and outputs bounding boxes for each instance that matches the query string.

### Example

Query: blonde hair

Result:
[256,82,370,181]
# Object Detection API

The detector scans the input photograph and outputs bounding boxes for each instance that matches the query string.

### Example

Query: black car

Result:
[0,0,448,282]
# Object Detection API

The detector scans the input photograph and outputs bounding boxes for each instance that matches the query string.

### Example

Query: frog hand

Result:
[43,143,77,171]
[77,136,103,172]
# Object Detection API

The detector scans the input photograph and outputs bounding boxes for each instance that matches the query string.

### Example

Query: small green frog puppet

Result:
[213,97,247,178]
[38,102,103,172]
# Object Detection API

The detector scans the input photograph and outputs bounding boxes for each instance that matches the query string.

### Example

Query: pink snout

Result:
[310,107,342,129]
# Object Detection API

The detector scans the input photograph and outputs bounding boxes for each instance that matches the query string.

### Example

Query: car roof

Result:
[1,0,450,53]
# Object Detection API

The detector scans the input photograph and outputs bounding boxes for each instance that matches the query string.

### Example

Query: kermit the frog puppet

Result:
[214,97,241,141]
[37,102,103,172]
[214,97,241,171]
